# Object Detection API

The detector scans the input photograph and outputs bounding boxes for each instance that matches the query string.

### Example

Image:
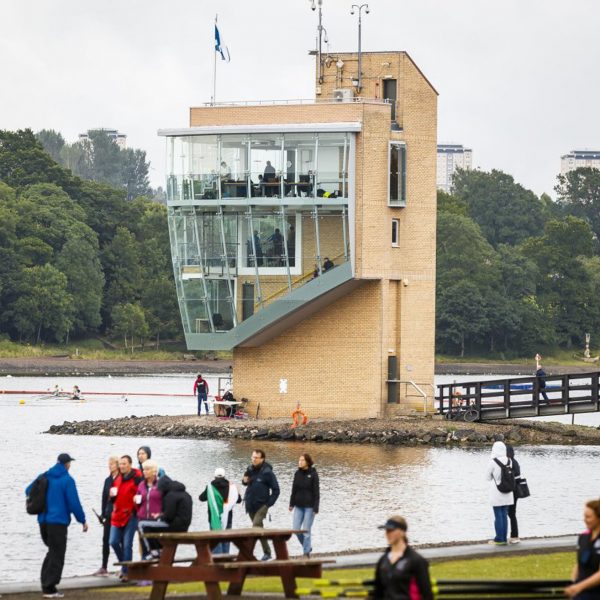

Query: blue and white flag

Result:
[214,24,230,62]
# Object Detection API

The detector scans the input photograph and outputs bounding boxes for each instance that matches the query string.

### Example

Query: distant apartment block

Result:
[79,128,127,149]
[560,150,600,175]
[437,144,472,192]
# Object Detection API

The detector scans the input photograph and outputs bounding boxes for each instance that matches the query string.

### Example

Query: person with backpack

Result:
[485,440,515,546]
[25,453,88,598]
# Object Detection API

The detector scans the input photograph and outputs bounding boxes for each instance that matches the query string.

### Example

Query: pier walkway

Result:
[437,371,600,421]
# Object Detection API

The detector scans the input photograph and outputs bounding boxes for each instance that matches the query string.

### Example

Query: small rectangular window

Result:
[391,219,399,247]
[389,142,406,207]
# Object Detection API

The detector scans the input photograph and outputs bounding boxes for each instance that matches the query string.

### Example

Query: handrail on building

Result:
[201,97,391,108]
[387,379,433,414]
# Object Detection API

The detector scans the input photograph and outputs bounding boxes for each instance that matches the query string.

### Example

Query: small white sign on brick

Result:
[279,378,288,394]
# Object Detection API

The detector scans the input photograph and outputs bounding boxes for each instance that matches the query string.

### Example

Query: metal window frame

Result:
[388,141,407,208]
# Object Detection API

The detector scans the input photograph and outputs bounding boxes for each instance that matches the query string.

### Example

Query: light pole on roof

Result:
[350,3,370,93]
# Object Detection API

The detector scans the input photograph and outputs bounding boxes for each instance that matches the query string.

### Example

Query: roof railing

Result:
[199,97,390,108]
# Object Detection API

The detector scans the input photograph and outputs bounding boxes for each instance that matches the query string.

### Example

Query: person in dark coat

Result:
[535,353,550,403]
[289,453,320,557]
[93,455,119,576]
[138,476,193,557]
[506,445,521,543]
[25,453,88,598]
[372,516,433,600]
[242,449,280,561]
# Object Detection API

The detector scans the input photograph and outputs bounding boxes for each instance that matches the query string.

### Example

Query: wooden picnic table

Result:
[119,528,333,600]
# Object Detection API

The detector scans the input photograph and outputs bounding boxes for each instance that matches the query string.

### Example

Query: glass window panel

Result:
[220,135,249,199]
[316,133,348,199]
[250,134,283,198]
[283,133,316,198]
[389,142,406,207]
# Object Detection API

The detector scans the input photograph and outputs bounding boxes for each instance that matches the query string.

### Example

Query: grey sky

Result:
[1,0,598,195]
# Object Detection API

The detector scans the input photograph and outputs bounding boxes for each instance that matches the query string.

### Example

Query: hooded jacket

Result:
[110,467,143,528]
[26,462,86,526]
[485,441,514,507]
[289,466,320,512]
[158,477,192,532]
[242,461,280,514]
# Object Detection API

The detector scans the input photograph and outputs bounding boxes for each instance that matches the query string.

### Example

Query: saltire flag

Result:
[215,24,230,62]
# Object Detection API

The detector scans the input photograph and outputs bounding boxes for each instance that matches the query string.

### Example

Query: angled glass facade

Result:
[163,129,354,348]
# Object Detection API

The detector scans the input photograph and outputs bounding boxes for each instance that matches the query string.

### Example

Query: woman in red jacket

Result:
[109,456,142,581]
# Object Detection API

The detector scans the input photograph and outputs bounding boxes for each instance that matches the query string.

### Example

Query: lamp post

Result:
[350,3,369,93]
[309,0,326,84]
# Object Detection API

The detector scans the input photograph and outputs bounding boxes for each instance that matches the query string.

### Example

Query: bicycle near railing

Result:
[444,397,480,422]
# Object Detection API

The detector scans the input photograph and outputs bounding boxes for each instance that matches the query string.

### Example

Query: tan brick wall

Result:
[234,281,383,419]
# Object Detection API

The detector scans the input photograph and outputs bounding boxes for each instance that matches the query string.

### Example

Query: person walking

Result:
[242,449,280,561]
[372,516,433,600]
[109,455,142,581]
[535,353,550,403]
[26,453,88,598]
[485,440,514,546]
[193,374,210,416]
[93,455,119,576]
[565,498,600,599]
[199,468,241,554]
[289,453,320,557]
[506,445,521,544]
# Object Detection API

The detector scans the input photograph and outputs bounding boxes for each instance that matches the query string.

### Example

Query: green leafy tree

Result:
[555,167,600,242]
[523,217,595,348]
[35,129,65,163]
[122,148,151,200]
[101,226,142,321]
[111,302,149,352]
[452,168,548,247]
[11,264,74,342]
[55,223,105,334]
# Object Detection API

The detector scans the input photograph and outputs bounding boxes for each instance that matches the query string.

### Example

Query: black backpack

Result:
[26,474,48,515]
[493,458,516,493]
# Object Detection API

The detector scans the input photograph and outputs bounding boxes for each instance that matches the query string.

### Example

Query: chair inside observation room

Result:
[212,313,225,330]
[297,174,313,197]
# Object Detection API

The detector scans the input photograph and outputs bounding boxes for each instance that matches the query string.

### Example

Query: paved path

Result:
[0,535,577,596]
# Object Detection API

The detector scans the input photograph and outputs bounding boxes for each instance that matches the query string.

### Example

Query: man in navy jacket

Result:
[26,453,88,598]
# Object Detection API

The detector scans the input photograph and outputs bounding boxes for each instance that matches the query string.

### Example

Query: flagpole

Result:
[212,14,218,105]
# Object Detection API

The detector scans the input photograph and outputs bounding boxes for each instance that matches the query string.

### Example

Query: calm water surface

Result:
[1,373,598,584]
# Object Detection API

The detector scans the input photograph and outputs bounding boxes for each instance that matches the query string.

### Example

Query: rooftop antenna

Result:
[309,0,328,84]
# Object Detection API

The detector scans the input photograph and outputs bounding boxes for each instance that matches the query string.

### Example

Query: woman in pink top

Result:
[136,460,163,559]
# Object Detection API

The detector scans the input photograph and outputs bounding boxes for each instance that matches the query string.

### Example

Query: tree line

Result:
[437,167,600,357]
[0,129,179,347]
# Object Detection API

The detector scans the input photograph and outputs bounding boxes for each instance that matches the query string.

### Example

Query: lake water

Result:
[1,373,599,584]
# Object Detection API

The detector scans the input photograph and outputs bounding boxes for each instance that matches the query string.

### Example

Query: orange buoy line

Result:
[0,390,191,397]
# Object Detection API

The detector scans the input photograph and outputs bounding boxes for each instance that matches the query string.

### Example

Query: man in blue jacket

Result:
[26,453,88,598]
[242,448,280,561]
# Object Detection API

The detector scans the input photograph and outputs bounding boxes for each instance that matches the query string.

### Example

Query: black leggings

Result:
[101,518,111,570]
[508,497,518,538]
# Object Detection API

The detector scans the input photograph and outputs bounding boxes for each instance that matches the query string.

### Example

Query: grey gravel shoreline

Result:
[47,414,600,447]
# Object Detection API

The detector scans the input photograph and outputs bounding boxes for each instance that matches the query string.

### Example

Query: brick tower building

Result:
[160,51,437,418]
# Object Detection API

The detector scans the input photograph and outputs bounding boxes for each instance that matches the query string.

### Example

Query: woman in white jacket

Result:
[485,440,514,545]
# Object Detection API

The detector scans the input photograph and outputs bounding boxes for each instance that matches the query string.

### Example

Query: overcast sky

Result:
[1,0,599,195]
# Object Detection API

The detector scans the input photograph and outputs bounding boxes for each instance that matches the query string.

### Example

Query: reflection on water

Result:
[0,374,598,583]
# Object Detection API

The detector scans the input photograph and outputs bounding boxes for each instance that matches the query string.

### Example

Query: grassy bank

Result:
[101,552,573,595]
[437,349,598,367]
[0,339,232,361]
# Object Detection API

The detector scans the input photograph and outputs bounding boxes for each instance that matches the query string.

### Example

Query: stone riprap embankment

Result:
[47,415,600,446]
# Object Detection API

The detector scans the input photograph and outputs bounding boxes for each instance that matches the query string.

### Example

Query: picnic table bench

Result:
[117,528,334,600]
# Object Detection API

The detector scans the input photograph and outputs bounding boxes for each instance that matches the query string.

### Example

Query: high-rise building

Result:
[159,51,438,418]
[78,128,127,149]
[560,150,600,175]
[436,144,472,193]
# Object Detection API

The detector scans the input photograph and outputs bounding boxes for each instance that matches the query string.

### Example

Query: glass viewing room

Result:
[160,126,357,349]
